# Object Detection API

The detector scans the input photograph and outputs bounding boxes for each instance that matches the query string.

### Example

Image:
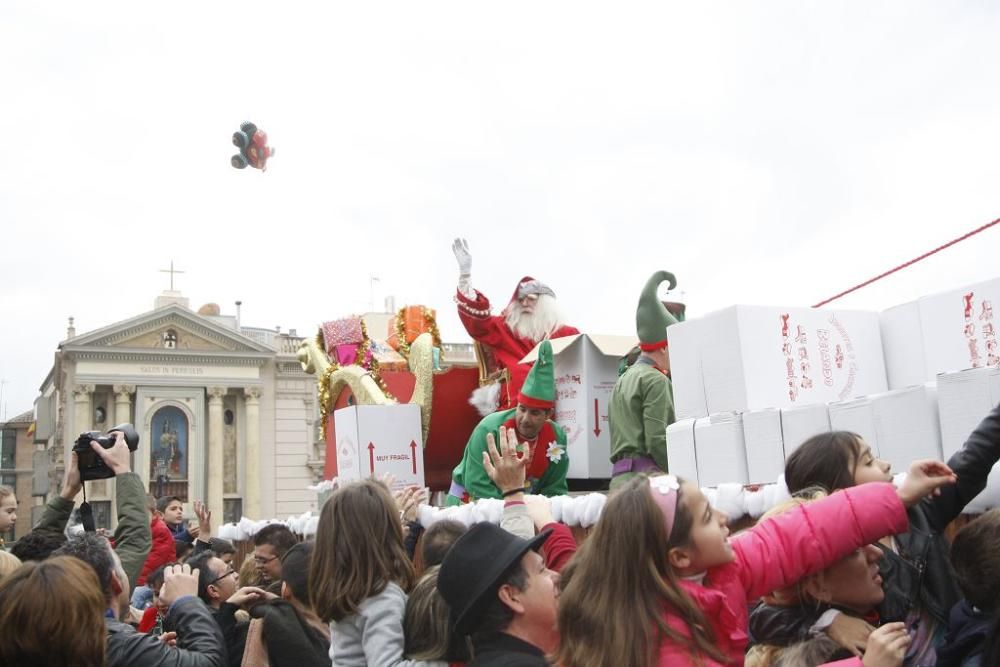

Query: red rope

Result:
[813,216,1000,308]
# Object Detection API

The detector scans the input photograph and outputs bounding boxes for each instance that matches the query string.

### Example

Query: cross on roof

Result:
[159,260,185,291]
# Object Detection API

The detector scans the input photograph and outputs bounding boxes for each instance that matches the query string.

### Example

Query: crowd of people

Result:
[0,399,998,666]
[2,249,1000,666]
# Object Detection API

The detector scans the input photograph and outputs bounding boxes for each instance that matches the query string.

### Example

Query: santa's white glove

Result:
[452,238,472,276]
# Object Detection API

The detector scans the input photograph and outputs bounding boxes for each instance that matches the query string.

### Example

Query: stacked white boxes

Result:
[828,385,942,468]
[881,278,1000,389]
[742,409,784,484]
[779,404,832,457]
[694,413,749,487]
[937,368,1000,511]
[668,305,888,418]
[660,282,1000,495]
[666,419,698,485]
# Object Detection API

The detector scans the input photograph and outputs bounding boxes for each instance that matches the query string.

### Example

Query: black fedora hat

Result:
[437,522,552,636]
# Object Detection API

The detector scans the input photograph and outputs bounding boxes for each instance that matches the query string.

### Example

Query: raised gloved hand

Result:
[452,238,472,276]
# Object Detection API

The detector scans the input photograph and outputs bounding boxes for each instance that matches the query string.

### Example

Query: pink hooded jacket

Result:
[657,482,908,666]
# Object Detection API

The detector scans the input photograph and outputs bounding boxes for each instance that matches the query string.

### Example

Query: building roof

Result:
[1,410,33,426]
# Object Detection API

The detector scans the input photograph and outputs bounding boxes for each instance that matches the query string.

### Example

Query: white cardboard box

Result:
[668,305,887,418]
[881,277,1000,389]
[666,419,698,485]
[780,404,832,457]
[937,368,1000,457]
[936,368,1000,513]
[694,413,749,487]
[668,321,708,420]
[333,404,425,488]
[522,334,636,479]
[829,386,942,468]
[742,409,785,484]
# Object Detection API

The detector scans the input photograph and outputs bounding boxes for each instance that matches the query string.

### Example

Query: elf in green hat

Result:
[447,339,569,505]
[608,271,679,491]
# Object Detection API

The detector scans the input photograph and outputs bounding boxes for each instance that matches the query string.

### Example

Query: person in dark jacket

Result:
[784,403,1000,663]
[438,521,557,666]
[936,509,1000,666]
[55,436,224,667]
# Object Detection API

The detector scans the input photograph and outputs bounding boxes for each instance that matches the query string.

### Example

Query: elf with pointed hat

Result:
[452,238,580,416]
[608,271,680,492]
[447,340,570,506]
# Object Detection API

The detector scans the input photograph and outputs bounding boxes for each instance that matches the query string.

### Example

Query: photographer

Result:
[32,430,150,594]
[55,435,224,667]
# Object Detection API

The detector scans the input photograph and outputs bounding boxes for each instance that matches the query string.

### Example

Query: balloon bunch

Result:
[230,121,274,171]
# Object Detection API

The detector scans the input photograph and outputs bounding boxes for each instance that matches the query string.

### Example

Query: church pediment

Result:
[63,305,274,355]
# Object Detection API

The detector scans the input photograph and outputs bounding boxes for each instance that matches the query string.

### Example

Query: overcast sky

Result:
[2,1,1000,418]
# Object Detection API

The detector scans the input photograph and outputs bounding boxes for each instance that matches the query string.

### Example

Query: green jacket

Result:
[447,408,569,505]
[608,358,675,472]
[34,472,151,595]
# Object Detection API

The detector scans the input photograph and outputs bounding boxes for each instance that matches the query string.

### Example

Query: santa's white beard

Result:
[505,294,565,343]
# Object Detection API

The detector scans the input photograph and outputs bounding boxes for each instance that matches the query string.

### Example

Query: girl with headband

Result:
[556,461,957,667]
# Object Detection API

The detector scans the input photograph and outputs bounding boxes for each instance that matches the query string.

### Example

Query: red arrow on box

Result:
[368,442,375,475]
[593,399,602,437]
[410,440,418,474]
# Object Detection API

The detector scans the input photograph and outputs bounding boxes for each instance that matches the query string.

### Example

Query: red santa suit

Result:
[456,276,579,412]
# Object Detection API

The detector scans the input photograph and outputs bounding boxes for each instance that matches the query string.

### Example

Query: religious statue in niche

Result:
[150,406,188,479]
[162,329,178,349]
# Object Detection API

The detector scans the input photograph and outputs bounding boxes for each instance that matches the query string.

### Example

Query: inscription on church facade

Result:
[140,366,205,375]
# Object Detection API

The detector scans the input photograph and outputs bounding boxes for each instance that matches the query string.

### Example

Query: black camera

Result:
[73,424,140,481]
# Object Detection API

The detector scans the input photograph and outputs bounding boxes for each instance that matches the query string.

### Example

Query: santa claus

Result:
[452,238,580,415]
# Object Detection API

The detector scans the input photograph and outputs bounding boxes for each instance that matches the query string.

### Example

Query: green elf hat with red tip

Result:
[518,340,556,409]
[637,270,679,351]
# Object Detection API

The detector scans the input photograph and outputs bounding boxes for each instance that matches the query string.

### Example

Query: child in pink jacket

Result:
[556,461,955,667]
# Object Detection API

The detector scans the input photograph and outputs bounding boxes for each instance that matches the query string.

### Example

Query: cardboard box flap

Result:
[520,335,583,363]
[587,334,638,358]
[520,334,635,363]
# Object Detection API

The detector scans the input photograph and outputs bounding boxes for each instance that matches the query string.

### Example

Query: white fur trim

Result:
[469,383,501,417]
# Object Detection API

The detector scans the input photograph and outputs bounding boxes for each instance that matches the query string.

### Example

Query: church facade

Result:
[33,292,324,527]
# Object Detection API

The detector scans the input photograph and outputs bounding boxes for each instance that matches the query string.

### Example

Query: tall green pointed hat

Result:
[637,270,679,350]
[518,340,556,409]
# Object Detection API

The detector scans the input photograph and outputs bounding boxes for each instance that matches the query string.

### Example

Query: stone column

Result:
[243,387,262,519]
[112,385,135,426]
[207,387,227,524]
[73,384,96,437]
[70,384,95,503]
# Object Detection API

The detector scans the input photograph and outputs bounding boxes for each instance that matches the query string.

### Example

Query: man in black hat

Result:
[437,522,560,666]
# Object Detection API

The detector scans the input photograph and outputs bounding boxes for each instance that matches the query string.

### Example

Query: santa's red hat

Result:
[508,276,556,305]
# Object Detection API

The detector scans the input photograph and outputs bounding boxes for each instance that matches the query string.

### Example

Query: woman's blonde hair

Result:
[0,485,13,501]
[745,488,830,667]
[0,550,22,580]
[0,556,107,666]
[310,479,415,623]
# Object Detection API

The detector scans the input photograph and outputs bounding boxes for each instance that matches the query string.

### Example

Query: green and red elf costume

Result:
[608,271,680,492]
[447,340,569,506]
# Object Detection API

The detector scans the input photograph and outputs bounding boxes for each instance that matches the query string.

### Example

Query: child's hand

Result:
[896,460,957,507]
[525,495,555,531]
[826,612,874,657]
[159,631,178,647]
[862,622,909,667]
[194,500,211,539]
